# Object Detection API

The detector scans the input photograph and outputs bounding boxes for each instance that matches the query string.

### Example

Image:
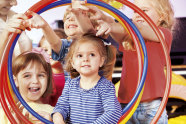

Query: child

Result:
[22,1,96,81]
[82,0,175,123]
[111,0,174,123]
[23,0,101,62]
[0,48,54,124]
[52,34,122,124]
[39,35,66,106]
[0,0,32,59]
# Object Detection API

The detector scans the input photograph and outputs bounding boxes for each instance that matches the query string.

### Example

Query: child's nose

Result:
[83,56,89,62]
[32,76,39,83]
[69,17,75,21]
[10,0,17,6]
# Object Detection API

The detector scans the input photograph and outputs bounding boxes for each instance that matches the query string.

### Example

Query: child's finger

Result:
[72,0,89,10]
[25,111,29,119]
[105,28,111,35]
[90,14,101,20]
[16,101,21,106]
[87,6,100,15]
[9,22,26,31]
[12,13,28,20]
[96,28,105,36]
[96,20,103,24]
[19,105,24,113]
[25,10,38,18]
[8,28,22,33]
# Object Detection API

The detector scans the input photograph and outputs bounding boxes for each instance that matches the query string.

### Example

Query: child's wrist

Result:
[2,29,11,37]
[42,23,51,31]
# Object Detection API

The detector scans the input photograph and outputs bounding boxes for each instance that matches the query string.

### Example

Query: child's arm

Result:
[133,22,164,42]
[17,31,32,54]
[70,0,95,35]
[0,13,28,60]
[88,6,165,44]
[52,112,65,124]
[87,6,127,43]
[51,80,71,124]
[95,19,126,42]
[93,83,122,123]
[24,11,62,54]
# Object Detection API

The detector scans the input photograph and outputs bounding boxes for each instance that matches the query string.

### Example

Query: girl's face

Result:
[0,0,17,16]
[133,0,161,26]
[14,61,48,103]
[64,12,83,38]
[71,42,105,77]
[40,38,59,67]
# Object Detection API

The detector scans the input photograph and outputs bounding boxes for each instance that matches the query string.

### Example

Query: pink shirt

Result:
[118,27,172,103]
[42,73,65,106]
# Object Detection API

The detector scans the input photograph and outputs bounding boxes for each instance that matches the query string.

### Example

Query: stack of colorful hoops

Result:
[0,0,171,123]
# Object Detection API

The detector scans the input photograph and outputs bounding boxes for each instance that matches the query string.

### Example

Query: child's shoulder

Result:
[66,76,80,86]
[97,76,115,91]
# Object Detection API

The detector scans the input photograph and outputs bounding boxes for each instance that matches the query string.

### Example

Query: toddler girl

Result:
[52,34,122,124]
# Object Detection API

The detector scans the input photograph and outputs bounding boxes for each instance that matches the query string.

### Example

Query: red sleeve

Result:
[159,27,173,53]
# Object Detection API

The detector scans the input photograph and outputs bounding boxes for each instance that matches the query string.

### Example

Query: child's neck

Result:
[0,14,7,21]
[80,74,100,90]
[25,99,43,104]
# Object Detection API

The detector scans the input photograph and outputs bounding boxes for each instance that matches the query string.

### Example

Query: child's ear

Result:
[158,13,166,24]
[13,75,19,87]
[99,57,105,67]
[71,61,76,69]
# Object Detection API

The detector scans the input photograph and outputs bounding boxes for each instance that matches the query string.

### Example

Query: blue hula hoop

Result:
[8,0,148,123]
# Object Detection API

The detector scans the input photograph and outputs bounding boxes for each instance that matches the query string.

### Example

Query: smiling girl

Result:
[0,48,54,124]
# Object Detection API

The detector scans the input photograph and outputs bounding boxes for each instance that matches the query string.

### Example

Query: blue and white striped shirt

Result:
[52,76,122,124]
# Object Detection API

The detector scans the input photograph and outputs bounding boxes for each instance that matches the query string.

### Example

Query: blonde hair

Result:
[12,52,53,98]
[124,0,175,50]
[148,0,174,29]
[65,34,116,80]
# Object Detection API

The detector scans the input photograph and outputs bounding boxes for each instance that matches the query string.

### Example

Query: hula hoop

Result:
[113,0,172,123]
[0,0,168,123]
[0,0,147,123]
[0,34,32,124]
[7,0,147,123]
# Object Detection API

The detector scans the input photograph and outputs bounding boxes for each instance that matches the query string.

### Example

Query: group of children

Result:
[0,0,175,123]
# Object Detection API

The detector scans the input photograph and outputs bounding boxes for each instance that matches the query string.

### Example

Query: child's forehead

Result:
[75,42,98,51]
[21,61,44,71]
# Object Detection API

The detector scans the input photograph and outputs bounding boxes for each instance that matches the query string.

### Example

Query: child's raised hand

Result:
[96,20,111,37]
[71,0,88,10]
[24,10,47,29]
[5,13,28,34]
[88,6,115,23]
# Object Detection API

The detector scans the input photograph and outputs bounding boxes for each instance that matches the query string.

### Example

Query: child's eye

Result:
[90,53,95,57]
[39,73,46,77]
[77,54,82,58]
[23,74,30,78]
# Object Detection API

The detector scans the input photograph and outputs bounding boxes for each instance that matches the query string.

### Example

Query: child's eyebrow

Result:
[22,72,31,75]
[40,71,47,74]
